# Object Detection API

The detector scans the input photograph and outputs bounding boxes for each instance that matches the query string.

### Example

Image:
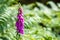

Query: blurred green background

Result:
[0,0,60,40]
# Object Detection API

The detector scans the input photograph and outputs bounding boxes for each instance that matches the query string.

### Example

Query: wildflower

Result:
[16,7,24,35]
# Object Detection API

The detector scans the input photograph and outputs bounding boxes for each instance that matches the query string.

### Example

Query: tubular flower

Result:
[16,7,24,35]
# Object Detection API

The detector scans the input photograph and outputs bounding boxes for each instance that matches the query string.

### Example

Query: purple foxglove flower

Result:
[16,7,24,35]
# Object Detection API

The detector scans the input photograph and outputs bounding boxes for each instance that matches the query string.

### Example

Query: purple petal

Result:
[16,7,24,35]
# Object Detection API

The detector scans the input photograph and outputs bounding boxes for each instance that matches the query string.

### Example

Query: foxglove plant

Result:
[16,7,24,35]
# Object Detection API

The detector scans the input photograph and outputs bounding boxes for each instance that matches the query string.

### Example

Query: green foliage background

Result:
[0,0,60,40]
